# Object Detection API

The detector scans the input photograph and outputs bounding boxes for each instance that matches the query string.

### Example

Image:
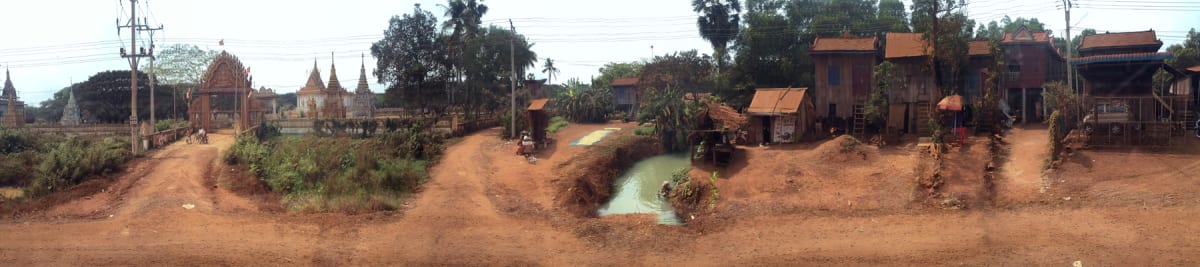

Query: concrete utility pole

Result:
[117,0,161,155]
[509,19,517,140]
[1061,0,1078,124]
[147,29,161,127]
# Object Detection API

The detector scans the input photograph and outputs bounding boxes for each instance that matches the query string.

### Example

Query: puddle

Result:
[598,154,687,225]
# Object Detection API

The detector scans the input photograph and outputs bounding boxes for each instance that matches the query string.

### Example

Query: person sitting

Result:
[659,181,672,198]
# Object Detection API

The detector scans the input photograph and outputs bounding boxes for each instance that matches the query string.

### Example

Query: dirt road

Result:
[2,127,1199,265]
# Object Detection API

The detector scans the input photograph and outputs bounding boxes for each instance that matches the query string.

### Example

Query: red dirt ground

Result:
[2,125,1199,265]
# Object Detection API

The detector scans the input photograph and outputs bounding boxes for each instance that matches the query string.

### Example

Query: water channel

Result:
[597,154,687,225]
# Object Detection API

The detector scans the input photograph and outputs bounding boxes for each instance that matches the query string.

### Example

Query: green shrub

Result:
[547,116,568,134]
[27,137,130,197]
[154,119,189,132]
[0,127,35,154]
[225,124,446,211]
[635,125,656,136]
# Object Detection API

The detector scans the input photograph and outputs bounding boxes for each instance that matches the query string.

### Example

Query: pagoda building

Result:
[60,89,82,126]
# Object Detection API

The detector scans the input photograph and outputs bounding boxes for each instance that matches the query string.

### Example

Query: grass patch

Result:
[634,125,656,136]
[547,116,569,134]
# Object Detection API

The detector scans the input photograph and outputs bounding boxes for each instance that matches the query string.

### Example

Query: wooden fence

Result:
[147,127,191,150]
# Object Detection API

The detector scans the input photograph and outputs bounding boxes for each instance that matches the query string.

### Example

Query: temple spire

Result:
[327,52,342,91]
[356,53,371,93]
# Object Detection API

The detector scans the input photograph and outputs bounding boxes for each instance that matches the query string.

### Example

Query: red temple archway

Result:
[189,51,259,132]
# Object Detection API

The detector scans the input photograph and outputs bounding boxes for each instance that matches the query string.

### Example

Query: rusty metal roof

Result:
[527,98,550,111]
[747,88,810,115]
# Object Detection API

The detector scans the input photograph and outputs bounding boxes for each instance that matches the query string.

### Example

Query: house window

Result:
[828,64,841,86]
[1007,64,1021,81]
[828,104,838,118]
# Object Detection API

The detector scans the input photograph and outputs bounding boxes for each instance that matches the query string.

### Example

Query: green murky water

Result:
[597,154,687,225]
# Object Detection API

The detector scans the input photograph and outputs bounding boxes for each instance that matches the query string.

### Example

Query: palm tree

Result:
[691,0,741,70]
[440,0,488,113]
[541,58,559,84]
[441,0,488,40]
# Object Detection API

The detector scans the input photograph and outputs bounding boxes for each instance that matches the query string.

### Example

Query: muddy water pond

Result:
[597,154,687,225]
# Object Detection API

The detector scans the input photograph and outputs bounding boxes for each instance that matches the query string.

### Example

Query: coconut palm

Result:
[541,58,559,84]
[441,0,488,40]
[692,0,741,70]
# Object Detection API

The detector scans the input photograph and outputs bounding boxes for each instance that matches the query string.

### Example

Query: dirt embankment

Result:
[555,135,661,217]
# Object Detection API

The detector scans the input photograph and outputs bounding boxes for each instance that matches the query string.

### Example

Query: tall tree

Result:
[371,4,451,112]
[911,0,972,94]
[461,25,538,115]
[692,0,742,70]
[724,0,814,106]
[811,0,880,37]
[541,58,559,84]
[441,0,488,40]
[878,0,910,33]
[140,44,218,86]
[138,44,218,119]
[639,50,716,95]
[441,0,489,112]
[38,71,177,123]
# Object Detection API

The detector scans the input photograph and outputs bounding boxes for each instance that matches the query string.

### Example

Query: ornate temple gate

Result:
[189,51,256,132]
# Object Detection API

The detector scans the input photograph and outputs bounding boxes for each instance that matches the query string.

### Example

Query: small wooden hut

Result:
[746,88,816,144]
[527,98,550,146]
[689,101,749,166]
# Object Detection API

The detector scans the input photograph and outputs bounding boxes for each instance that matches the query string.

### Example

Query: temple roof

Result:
[356,56,371,94]
[298,60,325,95]
[327,57,344,92]
[2,69,16,100]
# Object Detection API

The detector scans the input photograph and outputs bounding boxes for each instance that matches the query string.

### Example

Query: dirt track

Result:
[2,126,1200,265]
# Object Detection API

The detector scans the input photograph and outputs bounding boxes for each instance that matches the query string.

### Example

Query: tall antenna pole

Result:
[510,19,517,140]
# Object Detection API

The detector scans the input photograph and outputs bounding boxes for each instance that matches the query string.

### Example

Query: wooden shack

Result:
[746,88,816,144]
[527,98,550,146]
[689,101,749,166]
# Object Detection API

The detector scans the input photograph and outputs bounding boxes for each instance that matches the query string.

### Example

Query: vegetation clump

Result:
[0,127,132,198]
[224,122,445,211]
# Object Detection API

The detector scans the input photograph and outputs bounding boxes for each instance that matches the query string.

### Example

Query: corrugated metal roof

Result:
[747,88,810,115]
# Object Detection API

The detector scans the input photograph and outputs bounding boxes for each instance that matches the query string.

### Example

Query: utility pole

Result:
[1061,0,1078,124]
[509,19,517,140]
[147,28,161,127]
[117,0,161,155]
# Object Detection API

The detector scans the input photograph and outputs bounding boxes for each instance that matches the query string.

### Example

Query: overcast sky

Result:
[2,0,1196,107]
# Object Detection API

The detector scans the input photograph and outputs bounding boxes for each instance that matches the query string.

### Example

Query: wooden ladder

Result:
[915,101,932,136]
[852,103,867,139]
